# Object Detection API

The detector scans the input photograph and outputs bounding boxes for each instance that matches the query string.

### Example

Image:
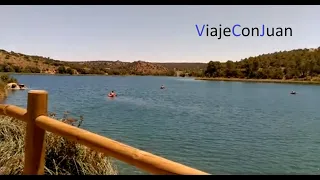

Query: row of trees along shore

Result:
[1,47,320,79]
[0,63,175,76]
[203,48,320,80]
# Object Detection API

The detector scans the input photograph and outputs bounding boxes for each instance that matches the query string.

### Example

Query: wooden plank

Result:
[35,115,209,175]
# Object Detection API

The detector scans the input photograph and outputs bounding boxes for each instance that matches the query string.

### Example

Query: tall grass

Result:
[0,112,118,175]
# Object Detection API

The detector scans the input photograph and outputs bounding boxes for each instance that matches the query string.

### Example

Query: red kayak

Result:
[108,94,116,97]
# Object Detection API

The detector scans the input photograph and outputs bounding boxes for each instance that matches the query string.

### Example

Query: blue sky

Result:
[0,5,319,63]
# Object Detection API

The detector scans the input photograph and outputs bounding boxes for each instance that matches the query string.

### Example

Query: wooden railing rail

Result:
[0,90,209,175]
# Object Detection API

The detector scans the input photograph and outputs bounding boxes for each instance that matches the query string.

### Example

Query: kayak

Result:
[108,94,116,97]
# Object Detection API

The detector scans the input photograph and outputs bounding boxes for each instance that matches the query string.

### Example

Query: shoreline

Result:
[2,73,319,85]
[195,77,320,85]
[1,72,177,77]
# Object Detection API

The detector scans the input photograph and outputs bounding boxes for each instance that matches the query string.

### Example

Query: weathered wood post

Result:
[23,90,48,175]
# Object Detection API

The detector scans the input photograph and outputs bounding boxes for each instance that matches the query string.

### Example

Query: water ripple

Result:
[5,75,320,175]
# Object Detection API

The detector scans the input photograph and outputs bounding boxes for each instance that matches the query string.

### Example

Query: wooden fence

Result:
[0,90,209,175]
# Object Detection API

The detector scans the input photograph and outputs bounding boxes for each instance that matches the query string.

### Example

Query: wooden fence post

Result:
[23,90,48,175]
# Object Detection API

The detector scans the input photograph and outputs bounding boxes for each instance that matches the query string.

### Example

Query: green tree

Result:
[58,66,66,74]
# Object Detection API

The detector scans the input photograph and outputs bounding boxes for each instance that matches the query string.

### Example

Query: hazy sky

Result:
[0,5,319,63]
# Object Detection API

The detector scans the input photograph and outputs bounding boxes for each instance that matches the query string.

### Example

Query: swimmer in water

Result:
[109,91,117,97]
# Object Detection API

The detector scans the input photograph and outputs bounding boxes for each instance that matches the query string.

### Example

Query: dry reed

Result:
[0,112,118,175]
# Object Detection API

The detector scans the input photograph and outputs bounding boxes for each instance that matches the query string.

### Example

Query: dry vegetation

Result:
[0,112,118,175]
[0,49,205,76]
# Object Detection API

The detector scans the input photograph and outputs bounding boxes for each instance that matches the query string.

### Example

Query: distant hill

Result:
[3,47,320,80]
[204,47,320,80]
[0,49,206,76]
[157,62,207,71]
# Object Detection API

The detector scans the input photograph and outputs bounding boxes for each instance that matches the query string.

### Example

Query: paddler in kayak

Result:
[108,91,117,97]
[160,85,165,89]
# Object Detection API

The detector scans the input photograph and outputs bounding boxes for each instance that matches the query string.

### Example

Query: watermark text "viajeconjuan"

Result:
[195,24,293,39]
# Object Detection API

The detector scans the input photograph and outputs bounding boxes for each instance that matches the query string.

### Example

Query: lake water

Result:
[4,75,320,175]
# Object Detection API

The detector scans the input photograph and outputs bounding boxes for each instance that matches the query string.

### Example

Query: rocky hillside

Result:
[0,49,204,76]
[0,49,60,74]
[126,61,171,75]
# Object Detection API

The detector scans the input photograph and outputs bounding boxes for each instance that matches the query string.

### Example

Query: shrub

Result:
[0,112,118,175]
[0,74,18,84]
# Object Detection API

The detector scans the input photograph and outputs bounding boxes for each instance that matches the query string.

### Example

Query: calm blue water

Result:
[4,75,320,175]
